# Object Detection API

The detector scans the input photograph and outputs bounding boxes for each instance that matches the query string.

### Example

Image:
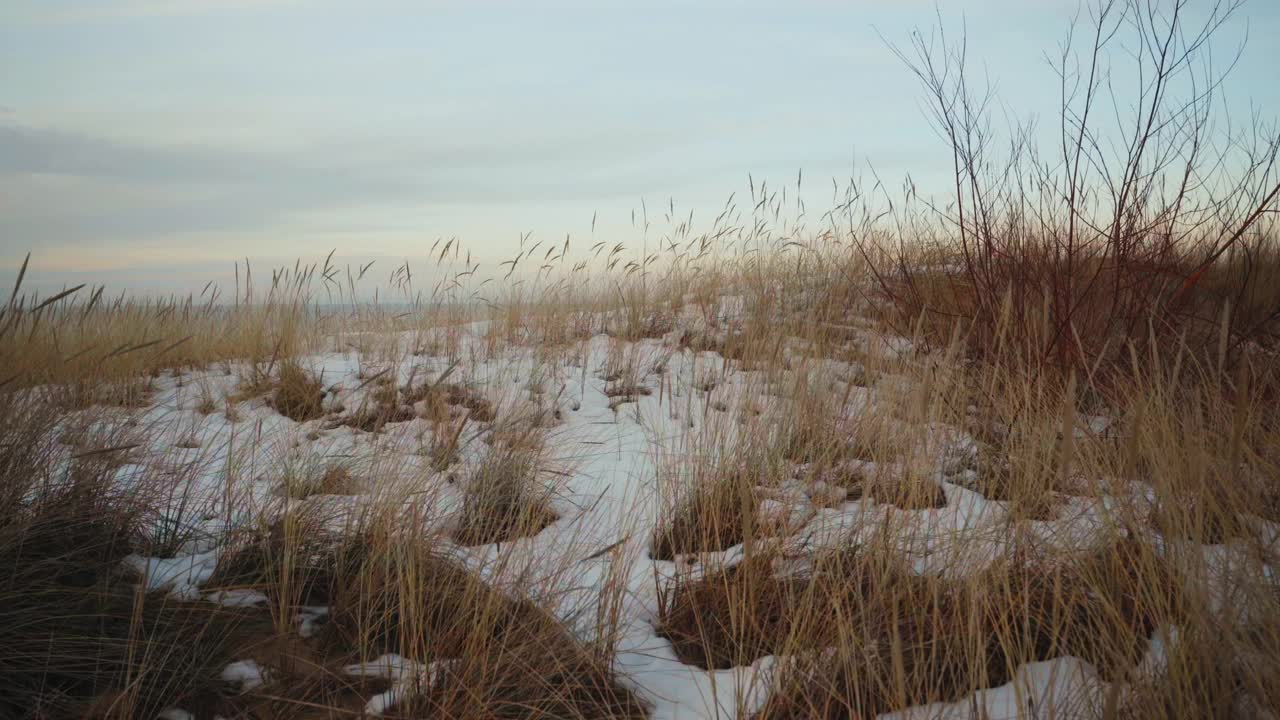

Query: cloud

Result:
[2,0,307,24]
[0,118,733,253]
[0,119,708,184]
[1,124,263,182]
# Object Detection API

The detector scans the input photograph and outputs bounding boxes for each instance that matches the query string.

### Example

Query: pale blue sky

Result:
[2,0,1277,293]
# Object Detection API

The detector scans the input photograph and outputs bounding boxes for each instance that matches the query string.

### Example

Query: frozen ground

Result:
[52,309,1279,719]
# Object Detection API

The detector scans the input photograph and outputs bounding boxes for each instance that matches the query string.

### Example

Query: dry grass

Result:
[5,222,1279,719]
[452,442,559,547]
[269,361,326,422]
[420,383,497,424]
[650,449,771,561]
[0,392,256,719]
[4,237,1278,718]
[279,460,361,500]
[208,516,644,719]
[660,539,1177,711]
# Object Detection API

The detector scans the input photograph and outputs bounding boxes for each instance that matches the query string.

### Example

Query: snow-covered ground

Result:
[53,308,1279,719]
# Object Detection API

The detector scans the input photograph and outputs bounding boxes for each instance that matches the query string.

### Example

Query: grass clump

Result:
[821,462,949,510]
[661,540,1177,716]
[207,511,647,718]
[335,400,417,432]
[270,361,326,422]
[651,451,771,561]
[61,377,156,410]
[0,391,253,719]
[405,379,497,424]
[656,553,799,669]
[317,531,646,718]
[206,512,361,613]
[278,458,361,499]
[452,444,559,546]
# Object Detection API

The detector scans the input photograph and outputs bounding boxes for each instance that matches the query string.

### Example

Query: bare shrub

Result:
[858,0,1280,376]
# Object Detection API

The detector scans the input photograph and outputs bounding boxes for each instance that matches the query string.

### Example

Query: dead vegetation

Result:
[452,443,559,546]
[279,460,361,499]
[651,451,772,561]
[0,393,254,720]
[414,382,497,424]
[333,399,417,433]
[329,371,498,433]
[822,463,948,510]
[269,362,326,422]
[206,516,644,719]
[5,209,1278,719]
[660,540,1173,708]
[62,377,156,410]
[5,242,1279,718]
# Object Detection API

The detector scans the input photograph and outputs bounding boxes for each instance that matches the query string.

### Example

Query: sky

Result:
[2,0,1277,295]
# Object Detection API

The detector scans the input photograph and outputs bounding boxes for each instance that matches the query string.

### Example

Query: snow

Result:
[1132,625,1179,682]
[344,654,458,716]
[206,588,269,607]
[220,659,269,691]
[1160,537,1277,624]
[122,549,219,600]
[879,656,1107,720]
[613,641,776,720]
[297,605,330,638]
